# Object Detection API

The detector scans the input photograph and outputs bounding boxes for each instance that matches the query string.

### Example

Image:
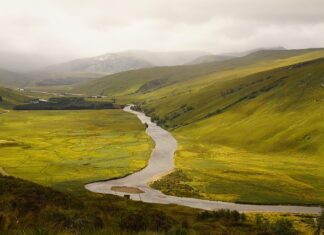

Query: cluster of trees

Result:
[132,103,194,128]
[14,97,119,110]
[197,209,246,223]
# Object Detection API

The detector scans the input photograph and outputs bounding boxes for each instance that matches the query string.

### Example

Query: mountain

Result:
[44,50,210,74]
[45,53,153,74]
[0,68,30,87]
[187,54,235,65]
[224,46,287,57]
[120,50,211,66]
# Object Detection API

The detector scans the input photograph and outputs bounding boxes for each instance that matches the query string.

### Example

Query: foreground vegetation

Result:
[0,109,152,191]
[1,175,322,234]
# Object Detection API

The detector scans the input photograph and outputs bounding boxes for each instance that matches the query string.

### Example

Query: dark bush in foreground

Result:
[255,214,299,235]
[119,210,173,232]
[197,209,246,223]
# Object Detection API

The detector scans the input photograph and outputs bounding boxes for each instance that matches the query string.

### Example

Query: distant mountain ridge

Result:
[44,50,210,74]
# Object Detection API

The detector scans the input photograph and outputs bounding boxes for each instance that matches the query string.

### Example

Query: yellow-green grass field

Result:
[0,109,152,191]
[153,84,324,205]
[151,59,324,205]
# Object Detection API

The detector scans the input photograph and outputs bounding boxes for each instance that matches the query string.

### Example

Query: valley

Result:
[2,1,324,233]
[71,49,324,206]
[1,48,324,234]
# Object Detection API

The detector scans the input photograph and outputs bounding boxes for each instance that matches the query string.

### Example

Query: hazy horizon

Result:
[1,0,324,71]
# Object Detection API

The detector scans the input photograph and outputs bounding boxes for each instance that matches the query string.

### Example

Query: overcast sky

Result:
[1,0,324,62]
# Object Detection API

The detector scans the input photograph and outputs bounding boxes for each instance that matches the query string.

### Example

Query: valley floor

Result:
[0,109,152,191]
[153,142,324,205]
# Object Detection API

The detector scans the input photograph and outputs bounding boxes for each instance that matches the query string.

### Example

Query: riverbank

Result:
[85,106,321,214]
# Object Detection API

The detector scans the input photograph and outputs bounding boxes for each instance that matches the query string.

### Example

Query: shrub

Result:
[197,209,246,223]
[119,210,173,232]
[271,218,298,235]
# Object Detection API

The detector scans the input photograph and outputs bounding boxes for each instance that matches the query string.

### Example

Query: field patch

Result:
[0,110,152,191]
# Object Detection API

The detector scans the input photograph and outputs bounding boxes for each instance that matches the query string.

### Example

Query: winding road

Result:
[85,106,321,214]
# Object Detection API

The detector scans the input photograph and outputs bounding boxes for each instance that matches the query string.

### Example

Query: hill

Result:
[0,86,29,109]
[75,48,324,204]
[0,68,29,88]
[187,54,235,65]
[73,48,324,99]
[25,71,103,88]
[150,57,324,204]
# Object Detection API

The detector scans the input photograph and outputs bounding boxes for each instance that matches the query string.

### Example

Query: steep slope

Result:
[74,49,324,103]
[150,58,324,204]
[0,68,29,87]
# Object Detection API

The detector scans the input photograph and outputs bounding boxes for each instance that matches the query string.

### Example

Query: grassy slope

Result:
[75,49,324,205]
[151,58,324,205]
[0,109,152,192]
[0,86,30,109]
[73,49,324,99]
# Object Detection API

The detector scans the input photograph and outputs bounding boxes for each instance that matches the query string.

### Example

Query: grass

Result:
[0,109,153,191]
[150,59,324,205]
[72,50,324,205]
[1,175,320,234]
[0,86,30,109]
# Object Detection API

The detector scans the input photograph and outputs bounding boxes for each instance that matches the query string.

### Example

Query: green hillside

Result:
[152,58,324,204]
[0,86,30,109]
[75,48,324,205]
[148,57,324,204]
[74,48,324,99]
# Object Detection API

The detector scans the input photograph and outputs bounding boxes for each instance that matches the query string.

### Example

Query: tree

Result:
[314,209,324,235]
[271,218,298,235]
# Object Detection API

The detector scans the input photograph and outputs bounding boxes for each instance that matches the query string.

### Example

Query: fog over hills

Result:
[0,68,29,87]
[44,50,210,74]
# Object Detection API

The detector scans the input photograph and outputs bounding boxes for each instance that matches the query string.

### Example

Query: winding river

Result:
[85,106,321,214]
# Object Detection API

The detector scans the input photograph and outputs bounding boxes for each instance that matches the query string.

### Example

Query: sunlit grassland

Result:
[169,87,324,204]
[0,109,152,191]
[134,51,324,126]
[169,143,324,205]
[151,59,324,205]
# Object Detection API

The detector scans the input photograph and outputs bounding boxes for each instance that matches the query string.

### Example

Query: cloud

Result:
[0,0,323,66]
